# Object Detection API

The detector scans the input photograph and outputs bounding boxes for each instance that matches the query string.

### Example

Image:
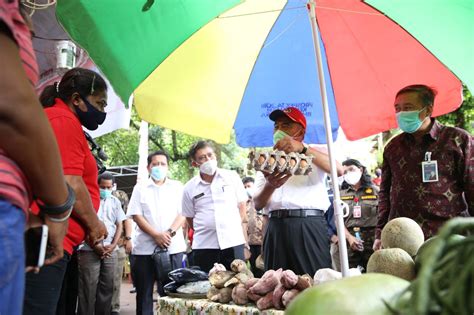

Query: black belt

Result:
[269,209,324,218]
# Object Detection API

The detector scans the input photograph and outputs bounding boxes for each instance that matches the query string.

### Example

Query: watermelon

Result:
[285,274,409,315]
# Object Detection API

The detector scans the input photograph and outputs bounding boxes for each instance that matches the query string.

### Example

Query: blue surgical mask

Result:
[396,108,427,133]
[150,166,167,181]
[273,130,289,145]
[100,188,112,199]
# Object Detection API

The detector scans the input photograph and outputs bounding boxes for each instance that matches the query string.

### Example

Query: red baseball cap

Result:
[269,107,307,129]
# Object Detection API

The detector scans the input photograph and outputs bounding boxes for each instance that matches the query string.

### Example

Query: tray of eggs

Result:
[248,150,313,175]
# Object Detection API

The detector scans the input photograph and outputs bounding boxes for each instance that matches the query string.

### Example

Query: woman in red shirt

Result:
[23,68,109,315]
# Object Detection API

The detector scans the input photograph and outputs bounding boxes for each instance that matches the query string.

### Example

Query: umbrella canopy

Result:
[57,0,463,146]
[366,0,474,94]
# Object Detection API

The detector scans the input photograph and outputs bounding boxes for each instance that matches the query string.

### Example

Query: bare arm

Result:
[65,175,107,244]
[0,32,68,206]
[186,217,193,230]
[110,221,123,249]
[168,214,186,233]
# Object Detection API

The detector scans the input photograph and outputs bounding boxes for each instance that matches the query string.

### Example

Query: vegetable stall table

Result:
[157,296,285,315]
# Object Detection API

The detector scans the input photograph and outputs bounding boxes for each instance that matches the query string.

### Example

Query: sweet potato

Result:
[231,283,248,305]
[250,270,279,295]
[244,278,259,290]
[247,289,263,302]
[272,283,286,310]
[256,291,274,310]
[282,289,300,307]
[280,270,298,289]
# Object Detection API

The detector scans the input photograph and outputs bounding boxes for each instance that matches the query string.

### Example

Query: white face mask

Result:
[199,159,218,175]
[344,170,362,186]
[245,187,254,198]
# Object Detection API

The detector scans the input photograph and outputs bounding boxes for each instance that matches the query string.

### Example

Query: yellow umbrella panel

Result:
[134,0,287,143]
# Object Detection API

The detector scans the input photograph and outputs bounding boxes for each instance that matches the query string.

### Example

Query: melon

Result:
[415,234,465,271]
[381,217,424,256]
[285,273,409,315]
[367,248,415,280]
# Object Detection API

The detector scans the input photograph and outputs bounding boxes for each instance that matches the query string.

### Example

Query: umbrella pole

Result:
[307,0,350,277]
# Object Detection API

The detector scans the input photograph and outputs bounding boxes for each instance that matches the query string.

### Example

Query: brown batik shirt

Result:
[376,119,473,239]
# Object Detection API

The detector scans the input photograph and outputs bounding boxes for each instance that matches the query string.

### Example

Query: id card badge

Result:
[422,152,438,182]
[353,205,362,218]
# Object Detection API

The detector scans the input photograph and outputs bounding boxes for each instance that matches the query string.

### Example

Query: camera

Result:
[84,131,107,174]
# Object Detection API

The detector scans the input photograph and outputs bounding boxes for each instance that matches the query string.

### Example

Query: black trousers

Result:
[263,216,331,276]
[56,250,78,315]
[192,244,245,273]
[23,253,71,315]
[131,253,183,315]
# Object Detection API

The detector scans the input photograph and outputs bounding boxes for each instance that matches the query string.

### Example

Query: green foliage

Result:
[96,108,252,184]
[437,86,473,134]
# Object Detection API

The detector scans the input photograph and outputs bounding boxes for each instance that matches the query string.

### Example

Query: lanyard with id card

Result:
[422,152,438,183]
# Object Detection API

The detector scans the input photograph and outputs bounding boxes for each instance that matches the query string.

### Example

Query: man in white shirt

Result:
[77,172,125,315]
[128,151,186,315]
[254,107,343,276]
[182,140,249,272]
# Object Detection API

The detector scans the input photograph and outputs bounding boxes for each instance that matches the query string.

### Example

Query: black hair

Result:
[396,84,437,107]
[242,176,255,185]
[188,140,214,161]
[342,159,373,189]
[39,68,107,108]
[147,150,169,166]
[98,171,115,184]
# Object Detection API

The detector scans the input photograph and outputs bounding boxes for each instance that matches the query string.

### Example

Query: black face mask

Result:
[75,95,106,130]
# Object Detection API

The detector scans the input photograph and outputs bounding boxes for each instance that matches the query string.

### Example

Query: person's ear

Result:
[426,105,434,117]
[70,92,82,107]
[191,160,198,168]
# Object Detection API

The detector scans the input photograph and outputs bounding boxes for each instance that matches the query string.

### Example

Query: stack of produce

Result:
[367,217,424,280]
[390,217,474,315]
[163,268,210,295]
[207,260,314,311]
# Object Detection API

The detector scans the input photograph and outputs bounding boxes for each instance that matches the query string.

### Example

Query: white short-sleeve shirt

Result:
[78,195,126,251]
[127,178,187,255]
[182,168,247,250]
[254,145,330,214]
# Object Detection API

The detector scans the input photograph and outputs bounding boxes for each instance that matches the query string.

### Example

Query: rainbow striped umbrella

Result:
[57,0,464,147]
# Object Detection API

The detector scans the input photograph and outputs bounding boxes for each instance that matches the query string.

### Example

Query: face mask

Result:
[273,130,289,145]
[396,108,427,133]
[75,95,107,130]
[150,166,167,181]
[100,188,112,199]
[344,170,362,186]
[246,187,254,198]
[199,159,218,175]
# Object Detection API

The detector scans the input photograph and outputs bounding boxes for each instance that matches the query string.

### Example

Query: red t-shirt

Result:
[44,99,100,254]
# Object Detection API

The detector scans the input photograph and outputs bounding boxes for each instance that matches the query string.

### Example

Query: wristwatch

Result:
[124,236,132,241]
[300,143,308,154]
[167,228,176,237]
